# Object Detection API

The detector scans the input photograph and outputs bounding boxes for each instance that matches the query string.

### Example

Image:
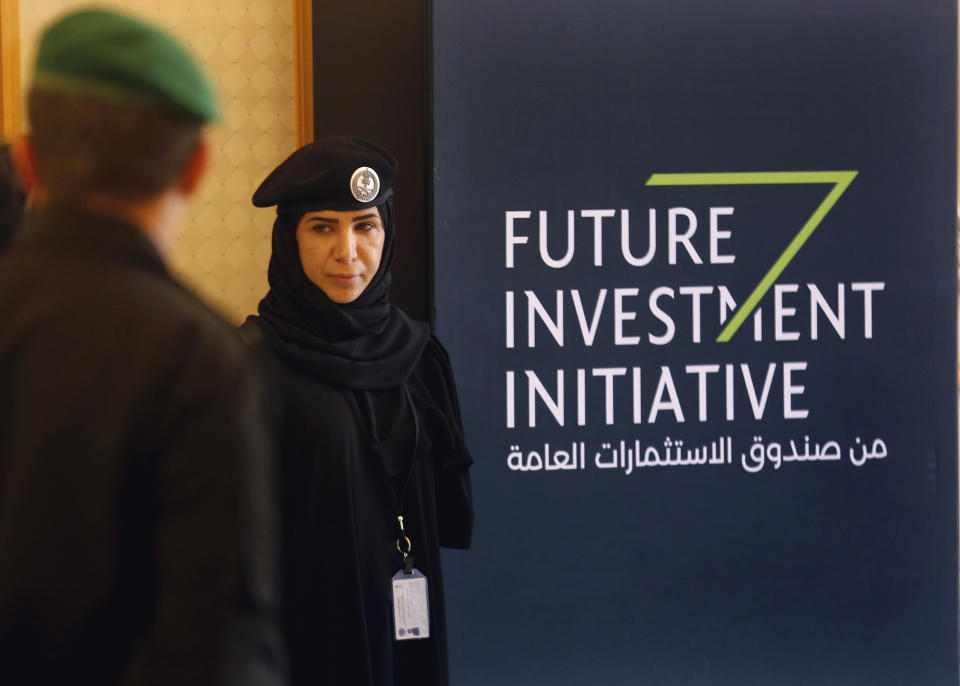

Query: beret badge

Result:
[350,166,380,203]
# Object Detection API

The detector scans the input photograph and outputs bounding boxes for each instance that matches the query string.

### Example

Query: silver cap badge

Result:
[350,166,380,203]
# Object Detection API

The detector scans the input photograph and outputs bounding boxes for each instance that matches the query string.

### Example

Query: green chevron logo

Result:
[645,171,858,342]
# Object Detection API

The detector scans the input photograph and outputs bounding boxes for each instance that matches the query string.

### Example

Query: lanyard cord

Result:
[394,384,420,570]
[344,384,422,570]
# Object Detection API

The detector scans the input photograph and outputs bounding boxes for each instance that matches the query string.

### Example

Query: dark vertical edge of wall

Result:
[311,0,432,325]
[424,0,435,330]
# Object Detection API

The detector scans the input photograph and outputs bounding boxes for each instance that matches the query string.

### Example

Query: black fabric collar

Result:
[13,204,169,278]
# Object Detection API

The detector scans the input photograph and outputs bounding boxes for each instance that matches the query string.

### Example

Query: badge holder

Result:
[392,515,430,641]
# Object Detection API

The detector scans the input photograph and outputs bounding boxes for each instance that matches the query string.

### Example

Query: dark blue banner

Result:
[433,2,958,684]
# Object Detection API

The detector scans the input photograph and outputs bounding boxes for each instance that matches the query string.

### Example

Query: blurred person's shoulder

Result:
[0,209,253,382]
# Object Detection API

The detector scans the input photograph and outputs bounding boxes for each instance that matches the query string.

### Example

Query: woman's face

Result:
[295,208,385,303]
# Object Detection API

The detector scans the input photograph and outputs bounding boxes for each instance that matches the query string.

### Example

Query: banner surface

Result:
[433,2,958,683]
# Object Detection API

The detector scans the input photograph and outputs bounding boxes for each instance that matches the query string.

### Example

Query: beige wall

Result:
[19,1,297,322]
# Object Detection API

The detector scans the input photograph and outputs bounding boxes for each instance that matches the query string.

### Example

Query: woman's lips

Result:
[330,274,360,283]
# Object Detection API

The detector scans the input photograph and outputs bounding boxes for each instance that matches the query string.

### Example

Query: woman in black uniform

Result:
[242,137,473,686]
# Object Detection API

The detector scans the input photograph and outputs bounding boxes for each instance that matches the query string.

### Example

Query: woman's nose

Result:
[334,230,357,261]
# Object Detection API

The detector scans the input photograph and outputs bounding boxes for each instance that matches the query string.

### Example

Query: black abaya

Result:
[245,323,472,686]
[243,137,473,685]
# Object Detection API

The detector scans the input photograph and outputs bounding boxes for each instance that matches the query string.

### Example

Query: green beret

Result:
[253,137,398,213]
[32,8,219,123]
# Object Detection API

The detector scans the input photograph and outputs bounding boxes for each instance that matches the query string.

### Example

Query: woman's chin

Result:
[320,283,362,304]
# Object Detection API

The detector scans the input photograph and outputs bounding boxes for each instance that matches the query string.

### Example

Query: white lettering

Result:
[582,209,616,266]
[593,367,627,424]
[526,369,564,427]
[679,286,713,343]
[648,287,675,345]
[649,366,685,423]
[505,211,530,268]
[783,361,809,419]
[775,284,800,341]
[621,209,656,267]
[614,288,641,345]
[851,282,884,339]
[809,283,845,340]
[686,364,720,422]
[709,207,735,264]
[525,290,564,348]
[538,210,575,268]
[668,208,702,264]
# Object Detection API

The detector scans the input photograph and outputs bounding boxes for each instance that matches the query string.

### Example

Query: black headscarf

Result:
[245,137,430,390]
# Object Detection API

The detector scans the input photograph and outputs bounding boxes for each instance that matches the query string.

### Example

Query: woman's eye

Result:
[356,223,375,231]
[312,224,333,233]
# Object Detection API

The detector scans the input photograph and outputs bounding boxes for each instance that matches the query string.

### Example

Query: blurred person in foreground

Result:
[0,144,26,252]
[0,9,285,686]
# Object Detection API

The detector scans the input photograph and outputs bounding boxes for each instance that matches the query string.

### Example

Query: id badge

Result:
[391,568,430,640]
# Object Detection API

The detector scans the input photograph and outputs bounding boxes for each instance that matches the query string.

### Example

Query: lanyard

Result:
[345,383,423,572]
[394,384,421,573]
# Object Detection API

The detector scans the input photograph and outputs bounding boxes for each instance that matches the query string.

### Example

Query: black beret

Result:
[253,136,397,213]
